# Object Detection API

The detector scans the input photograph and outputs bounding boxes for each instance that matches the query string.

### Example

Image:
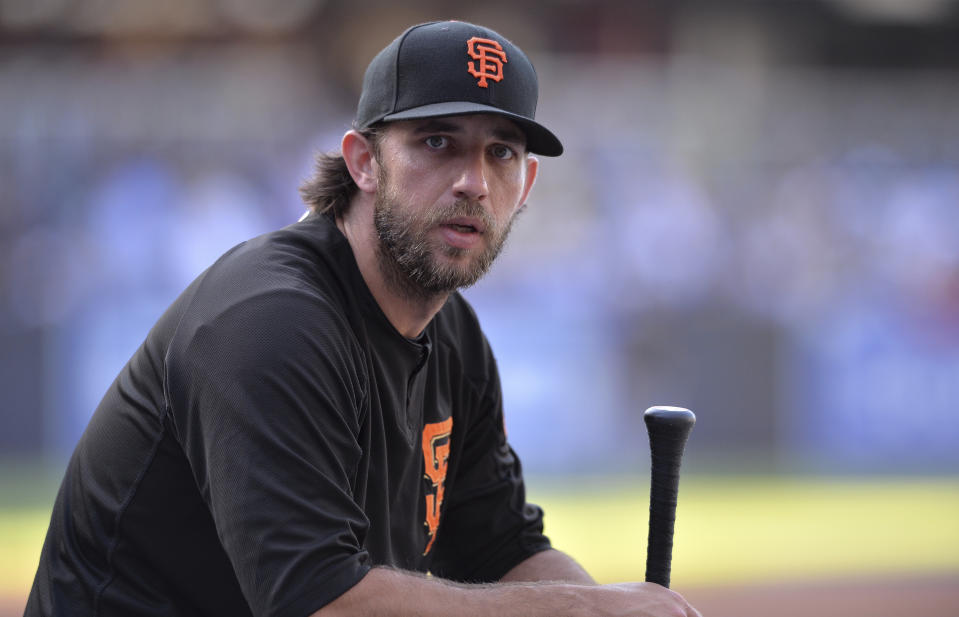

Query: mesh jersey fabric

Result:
[26,212,551,617]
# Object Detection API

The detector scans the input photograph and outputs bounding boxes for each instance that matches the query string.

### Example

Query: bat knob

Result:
[644,406,696,439]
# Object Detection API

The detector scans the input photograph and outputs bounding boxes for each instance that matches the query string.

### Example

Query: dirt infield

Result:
[0,597,20,617]
[4,573,956,616]
[685,573,959,617]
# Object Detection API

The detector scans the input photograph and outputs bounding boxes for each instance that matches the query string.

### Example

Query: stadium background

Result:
[1,0,958,614]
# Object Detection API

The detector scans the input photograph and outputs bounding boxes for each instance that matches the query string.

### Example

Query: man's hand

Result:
[313,567,702,617]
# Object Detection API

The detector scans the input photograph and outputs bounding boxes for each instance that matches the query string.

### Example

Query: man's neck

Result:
[336,199,448,339]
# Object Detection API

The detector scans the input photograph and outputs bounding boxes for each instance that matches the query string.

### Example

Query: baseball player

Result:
[26,21,701,617]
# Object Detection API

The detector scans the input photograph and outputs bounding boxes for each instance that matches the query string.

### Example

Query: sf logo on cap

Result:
[466,36,507,88]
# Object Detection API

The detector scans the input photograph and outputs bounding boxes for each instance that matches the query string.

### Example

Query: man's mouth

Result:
[435,216,488,250]
[446,223,478,233]
[441,216,486,234]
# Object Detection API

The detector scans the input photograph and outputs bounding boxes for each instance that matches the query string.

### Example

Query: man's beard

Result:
[373,170,517,302]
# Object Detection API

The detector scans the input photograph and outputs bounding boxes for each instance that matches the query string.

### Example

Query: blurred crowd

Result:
[2,0,958,473]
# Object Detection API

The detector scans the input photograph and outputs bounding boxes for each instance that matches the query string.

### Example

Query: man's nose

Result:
[452,151,489,202]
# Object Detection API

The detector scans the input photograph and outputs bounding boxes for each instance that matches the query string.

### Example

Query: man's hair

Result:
[299,127,382,217]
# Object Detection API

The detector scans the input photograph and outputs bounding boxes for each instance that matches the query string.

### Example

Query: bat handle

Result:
[644,406,696,588]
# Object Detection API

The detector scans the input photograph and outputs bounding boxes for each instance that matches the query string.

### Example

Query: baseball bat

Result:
[643,406,696,588]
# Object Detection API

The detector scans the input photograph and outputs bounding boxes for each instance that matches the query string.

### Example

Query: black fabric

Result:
[26,213,551,617]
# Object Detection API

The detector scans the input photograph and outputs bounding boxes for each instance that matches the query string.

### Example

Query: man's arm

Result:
[311,567,701,617]
[499,548,596,584]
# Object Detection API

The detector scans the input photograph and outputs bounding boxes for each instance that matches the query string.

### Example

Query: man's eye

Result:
[425,136,449,149]
[491,144,515,160]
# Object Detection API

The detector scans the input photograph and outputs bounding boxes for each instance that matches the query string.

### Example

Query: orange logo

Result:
[421,417,453,555]
[466,37,507,88]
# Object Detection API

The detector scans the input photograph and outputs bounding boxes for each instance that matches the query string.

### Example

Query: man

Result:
[27,21,701,617]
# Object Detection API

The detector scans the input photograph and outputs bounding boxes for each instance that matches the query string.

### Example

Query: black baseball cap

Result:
[355,20,563,157]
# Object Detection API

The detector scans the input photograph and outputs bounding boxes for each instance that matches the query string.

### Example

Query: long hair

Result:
[299,128,381,218]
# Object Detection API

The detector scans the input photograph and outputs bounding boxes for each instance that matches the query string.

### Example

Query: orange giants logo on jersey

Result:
[466,37,507,88]
[421,417,453,555]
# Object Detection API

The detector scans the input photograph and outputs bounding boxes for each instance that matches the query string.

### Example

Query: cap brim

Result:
[382,102,563,157]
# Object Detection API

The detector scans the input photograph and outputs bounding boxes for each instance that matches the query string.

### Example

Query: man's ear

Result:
[342,130,378,194]
[518,155,539,207]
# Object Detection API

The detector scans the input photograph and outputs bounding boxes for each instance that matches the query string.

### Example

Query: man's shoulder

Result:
[164,213,366,366]
[187,213,356,311]
[213,212,349,284]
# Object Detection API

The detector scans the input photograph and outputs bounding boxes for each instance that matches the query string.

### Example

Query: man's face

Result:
[371,114,537,299]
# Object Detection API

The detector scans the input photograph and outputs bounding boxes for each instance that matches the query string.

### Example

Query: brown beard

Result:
[372,166,517,302]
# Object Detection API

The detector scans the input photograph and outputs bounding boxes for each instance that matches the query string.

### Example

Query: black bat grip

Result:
[644,406,695,588]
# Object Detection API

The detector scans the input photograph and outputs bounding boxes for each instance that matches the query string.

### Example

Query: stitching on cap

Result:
[391,22,434,116]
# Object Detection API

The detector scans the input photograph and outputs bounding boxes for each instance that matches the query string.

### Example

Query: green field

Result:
[4,474,958,602]
[529,475,959,586]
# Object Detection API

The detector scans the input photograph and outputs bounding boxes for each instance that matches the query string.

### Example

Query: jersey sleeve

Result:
[164,288,371,617]
[428,335,552,582]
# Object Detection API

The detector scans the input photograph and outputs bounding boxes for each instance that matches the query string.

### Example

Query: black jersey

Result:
[26,213,550,617]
